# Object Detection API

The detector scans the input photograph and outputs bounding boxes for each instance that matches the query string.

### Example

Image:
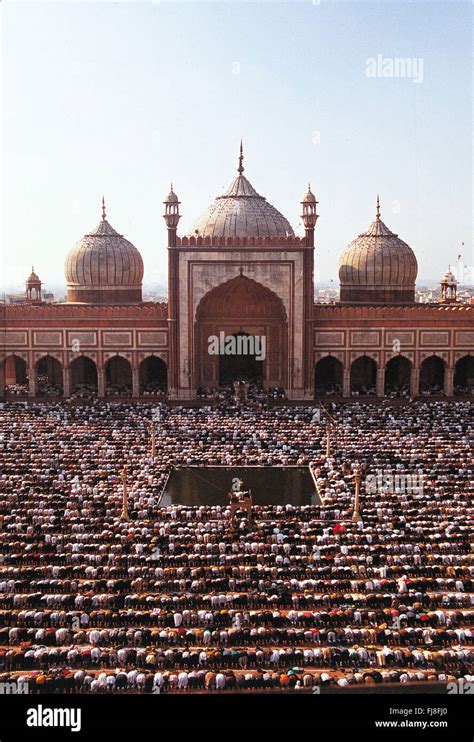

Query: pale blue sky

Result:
[1,0,472,291]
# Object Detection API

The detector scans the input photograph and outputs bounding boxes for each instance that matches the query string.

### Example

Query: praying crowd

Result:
[0,396,472,693]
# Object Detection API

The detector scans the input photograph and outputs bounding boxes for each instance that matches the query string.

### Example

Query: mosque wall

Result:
[0,303,169,398]
[313,304,473,396]
[1,300,472,398]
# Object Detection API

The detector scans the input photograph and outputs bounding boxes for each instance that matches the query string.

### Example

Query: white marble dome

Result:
[65,205,144,304]
[338,198,418,304]
[188,145,294,239]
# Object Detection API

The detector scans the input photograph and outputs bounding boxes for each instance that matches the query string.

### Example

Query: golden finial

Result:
[102,196,106,221]
[238,140,244,175]
[376,194,381,220]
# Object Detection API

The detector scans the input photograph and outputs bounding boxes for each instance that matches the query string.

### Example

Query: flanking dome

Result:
[188,143,294,239]
[65,200,144,304]
[338,197,418,304]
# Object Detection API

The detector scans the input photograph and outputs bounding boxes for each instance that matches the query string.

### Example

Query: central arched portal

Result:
[194,275,288,389]
[218,332,264,385]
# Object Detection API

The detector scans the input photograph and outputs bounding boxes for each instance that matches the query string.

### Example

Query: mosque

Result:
[1,144,472,400]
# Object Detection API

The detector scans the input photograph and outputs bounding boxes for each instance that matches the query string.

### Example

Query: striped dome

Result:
[65,215,144,304]
[338,199,417,304]
[188,144,294,240]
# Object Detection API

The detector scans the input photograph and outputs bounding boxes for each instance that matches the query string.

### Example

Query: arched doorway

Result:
[218,332,264,385]
[70,356,98,395]
[420,355,445,394]
[36,356,63,396]
[315,356,343,395]
[194,274,287,390]
[454,355,474,394]
[4,355,28,394]
[105,356,132,395]
[385,356,411,395]
[140,356,168,396]
[350,356,377,396]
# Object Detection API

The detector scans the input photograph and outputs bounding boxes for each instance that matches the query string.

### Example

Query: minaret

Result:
[163,185,182,396]
[163,184,181,247]
[300,183,319,248]
[300,183,319,397]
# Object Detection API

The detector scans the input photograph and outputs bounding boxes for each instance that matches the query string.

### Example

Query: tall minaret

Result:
[163,185,181,396]
[301,184,319,396]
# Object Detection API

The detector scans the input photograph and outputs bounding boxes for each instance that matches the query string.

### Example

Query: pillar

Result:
[97,368,105,398]
[410,366,419,397]
[5,356,16,385]
[352,468,362,522]
[444,367,454,397]
[376,367,385,398]
[303,247,315,398]
[167,242,180,397]
[120,466,129,521]
[0,362,5,401]
[28,367,37,397]
[63,366,71,398]
[342,369,350,398]
[132,367,140,398]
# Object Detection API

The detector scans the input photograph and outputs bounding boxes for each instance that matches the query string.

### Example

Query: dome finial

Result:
[102,196,106,221]
[238,139,244,175]
[376,194,381,220]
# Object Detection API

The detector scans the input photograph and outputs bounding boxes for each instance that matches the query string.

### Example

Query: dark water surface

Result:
[162,466,319,507]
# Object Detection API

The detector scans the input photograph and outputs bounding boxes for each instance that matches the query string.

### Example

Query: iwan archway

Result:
[218,332,264,385]
[194,274,288,389]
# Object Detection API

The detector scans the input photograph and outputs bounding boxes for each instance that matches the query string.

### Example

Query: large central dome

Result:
[188,143,294,239]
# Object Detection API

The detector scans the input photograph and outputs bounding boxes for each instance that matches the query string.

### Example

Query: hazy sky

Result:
[1,0,472,291]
